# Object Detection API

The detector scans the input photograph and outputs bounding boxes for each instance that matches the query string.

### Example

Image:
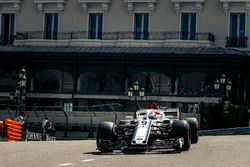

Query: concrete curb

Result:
[199,127,250,136]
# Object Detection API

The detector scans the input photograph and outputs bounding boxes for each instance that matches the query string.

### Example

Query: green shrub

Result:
[205,103,248,130]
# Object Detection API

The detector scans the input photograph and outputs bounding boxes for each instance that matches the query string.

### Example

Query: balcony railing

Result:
[15,31,215,42]
[226,36,248,48]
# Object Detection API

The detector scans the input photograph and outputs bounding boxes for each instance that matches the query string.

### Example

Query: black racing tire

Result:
[184,118,199,144]
[96,121,116,152]
[182,129,191,151]
[171,120,191,151]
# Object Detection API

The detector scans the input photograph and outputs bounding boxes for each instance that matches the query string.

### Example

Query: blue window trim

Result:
[45,13,58,40]
[89,13,103,39]
[181,13,196,40]
[134,13,149,40]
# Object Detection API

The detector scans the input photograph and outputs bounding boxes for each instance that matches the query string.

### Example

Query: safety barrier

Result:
[5,119,23,142]
[0,103,200,139]
[1,110,200,139]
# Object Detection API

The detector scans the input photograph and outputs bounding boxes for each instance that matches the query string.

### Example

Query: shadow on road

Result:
[84,149,181,155]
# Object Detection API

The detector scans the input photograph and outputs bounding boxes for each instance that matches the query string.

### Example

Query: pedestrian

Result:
[42,116,48,141]
[46,122,56,137]
[148,102,154,109]
[0,120,4,137]
[15,112,27,123]
[42,116,48,129]
[148,102,159,109]
[152,103,159,109]
[44,121,56,141]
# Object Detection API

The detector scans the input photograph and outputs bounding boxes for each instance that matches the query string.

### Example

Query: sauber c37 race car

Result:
[96,108,199,152]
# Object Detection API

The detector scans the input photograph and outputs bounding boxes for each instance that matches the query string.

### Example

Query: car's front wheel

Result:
[171,120,191,151]
[96,121,116,152]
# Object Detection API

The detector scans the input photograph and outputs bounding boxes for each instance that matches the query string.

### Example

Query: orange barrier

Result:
[5,119,23,126]
[7,127,22,134]
[7,130,23,137]
[5,123,23,130]
[5,118,23,142]
[7,135,22,141]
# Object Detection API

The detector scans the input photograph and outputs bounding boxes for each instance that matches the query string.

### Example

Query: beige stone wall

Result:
[1,0,249,48]
[16,0,43,32]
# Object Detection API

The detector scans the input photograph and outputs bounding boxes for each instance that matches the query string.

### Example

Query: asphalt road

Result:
[0,135,250,167]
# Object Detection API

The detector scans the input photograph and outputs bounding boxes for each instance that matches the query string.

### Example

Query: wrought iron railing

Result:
[15,31,215,42]
[226,36,248,48]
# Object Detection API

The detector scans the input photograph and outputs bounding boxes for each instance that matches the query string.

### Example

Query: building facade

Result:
[0,0,250,112]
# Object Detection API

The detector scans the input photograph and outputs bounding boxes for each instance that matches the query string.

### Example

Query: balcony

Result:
[16,31,214,41]
[226,36,248,48]
[14,31,215,47]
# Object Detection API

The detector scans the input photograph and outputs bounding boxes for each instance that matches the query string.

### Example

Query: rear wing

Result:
[163,108,180,119]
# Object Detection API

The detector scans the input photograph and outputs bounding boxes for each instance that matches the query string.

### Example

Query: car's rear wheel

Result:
[184,118,199,144]
[96,121,116,152]
[182,130,191,151]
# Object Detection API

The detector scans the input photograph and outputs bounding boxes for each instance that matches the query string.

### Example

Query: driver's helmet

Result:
[148,110,161,119]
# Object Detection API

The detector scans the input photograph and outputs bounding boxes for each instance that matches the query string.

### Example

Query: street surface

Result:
[0,135,250,167]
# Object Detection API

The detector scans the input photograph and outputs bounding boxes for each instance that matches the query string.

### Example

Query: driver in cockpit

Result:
[148,111,161,119]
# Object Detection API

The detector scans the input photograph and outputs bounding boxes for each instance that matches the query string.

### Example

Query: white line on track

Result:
[58,163,74,166]
[101,156,112,159]
[81,159,95,162]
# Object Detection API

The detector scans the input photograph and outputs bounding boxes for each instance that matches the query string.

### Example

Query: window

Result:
[134,13,149,40]
[181,13,196,40]
[77,71,122,93]
[227,13,246,47]
[44,13,58,40]
[1,14,15,45]
[89,13,103,39]
[129,72,171,95]
[0,70,16,91]
[64,102,73,112]
[31,70,73,92]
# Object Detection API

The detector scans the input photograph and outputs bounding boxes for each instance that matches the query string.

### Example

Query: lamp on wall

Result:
[128,81,145,117]
[10,68,27,118]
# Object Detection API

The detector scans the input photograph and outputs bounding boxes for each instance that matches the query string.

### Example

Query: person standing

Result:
[15,112,27,123]
[42,117,48,128]
[42,116,48,141]
[0,120,4,138]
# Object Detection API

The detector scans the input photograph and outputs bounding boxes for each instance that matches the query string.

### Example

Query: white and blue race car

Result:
[96,108,199,152]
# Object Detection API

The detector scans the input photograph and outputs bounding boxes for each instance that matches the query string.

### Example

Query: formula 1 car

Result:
[96,108,199,152]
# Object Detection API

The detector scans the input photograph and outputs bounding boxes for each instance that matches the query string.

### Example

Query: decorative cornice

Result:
[246,2,250,15]
[124,0,157,15]
[222,1,229,15]
[34,0,66,14]
[220,0,250,15]
[0,0,22,13]
[173,2,180,14]
[78,0,111,14]
[171,0,205,15]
